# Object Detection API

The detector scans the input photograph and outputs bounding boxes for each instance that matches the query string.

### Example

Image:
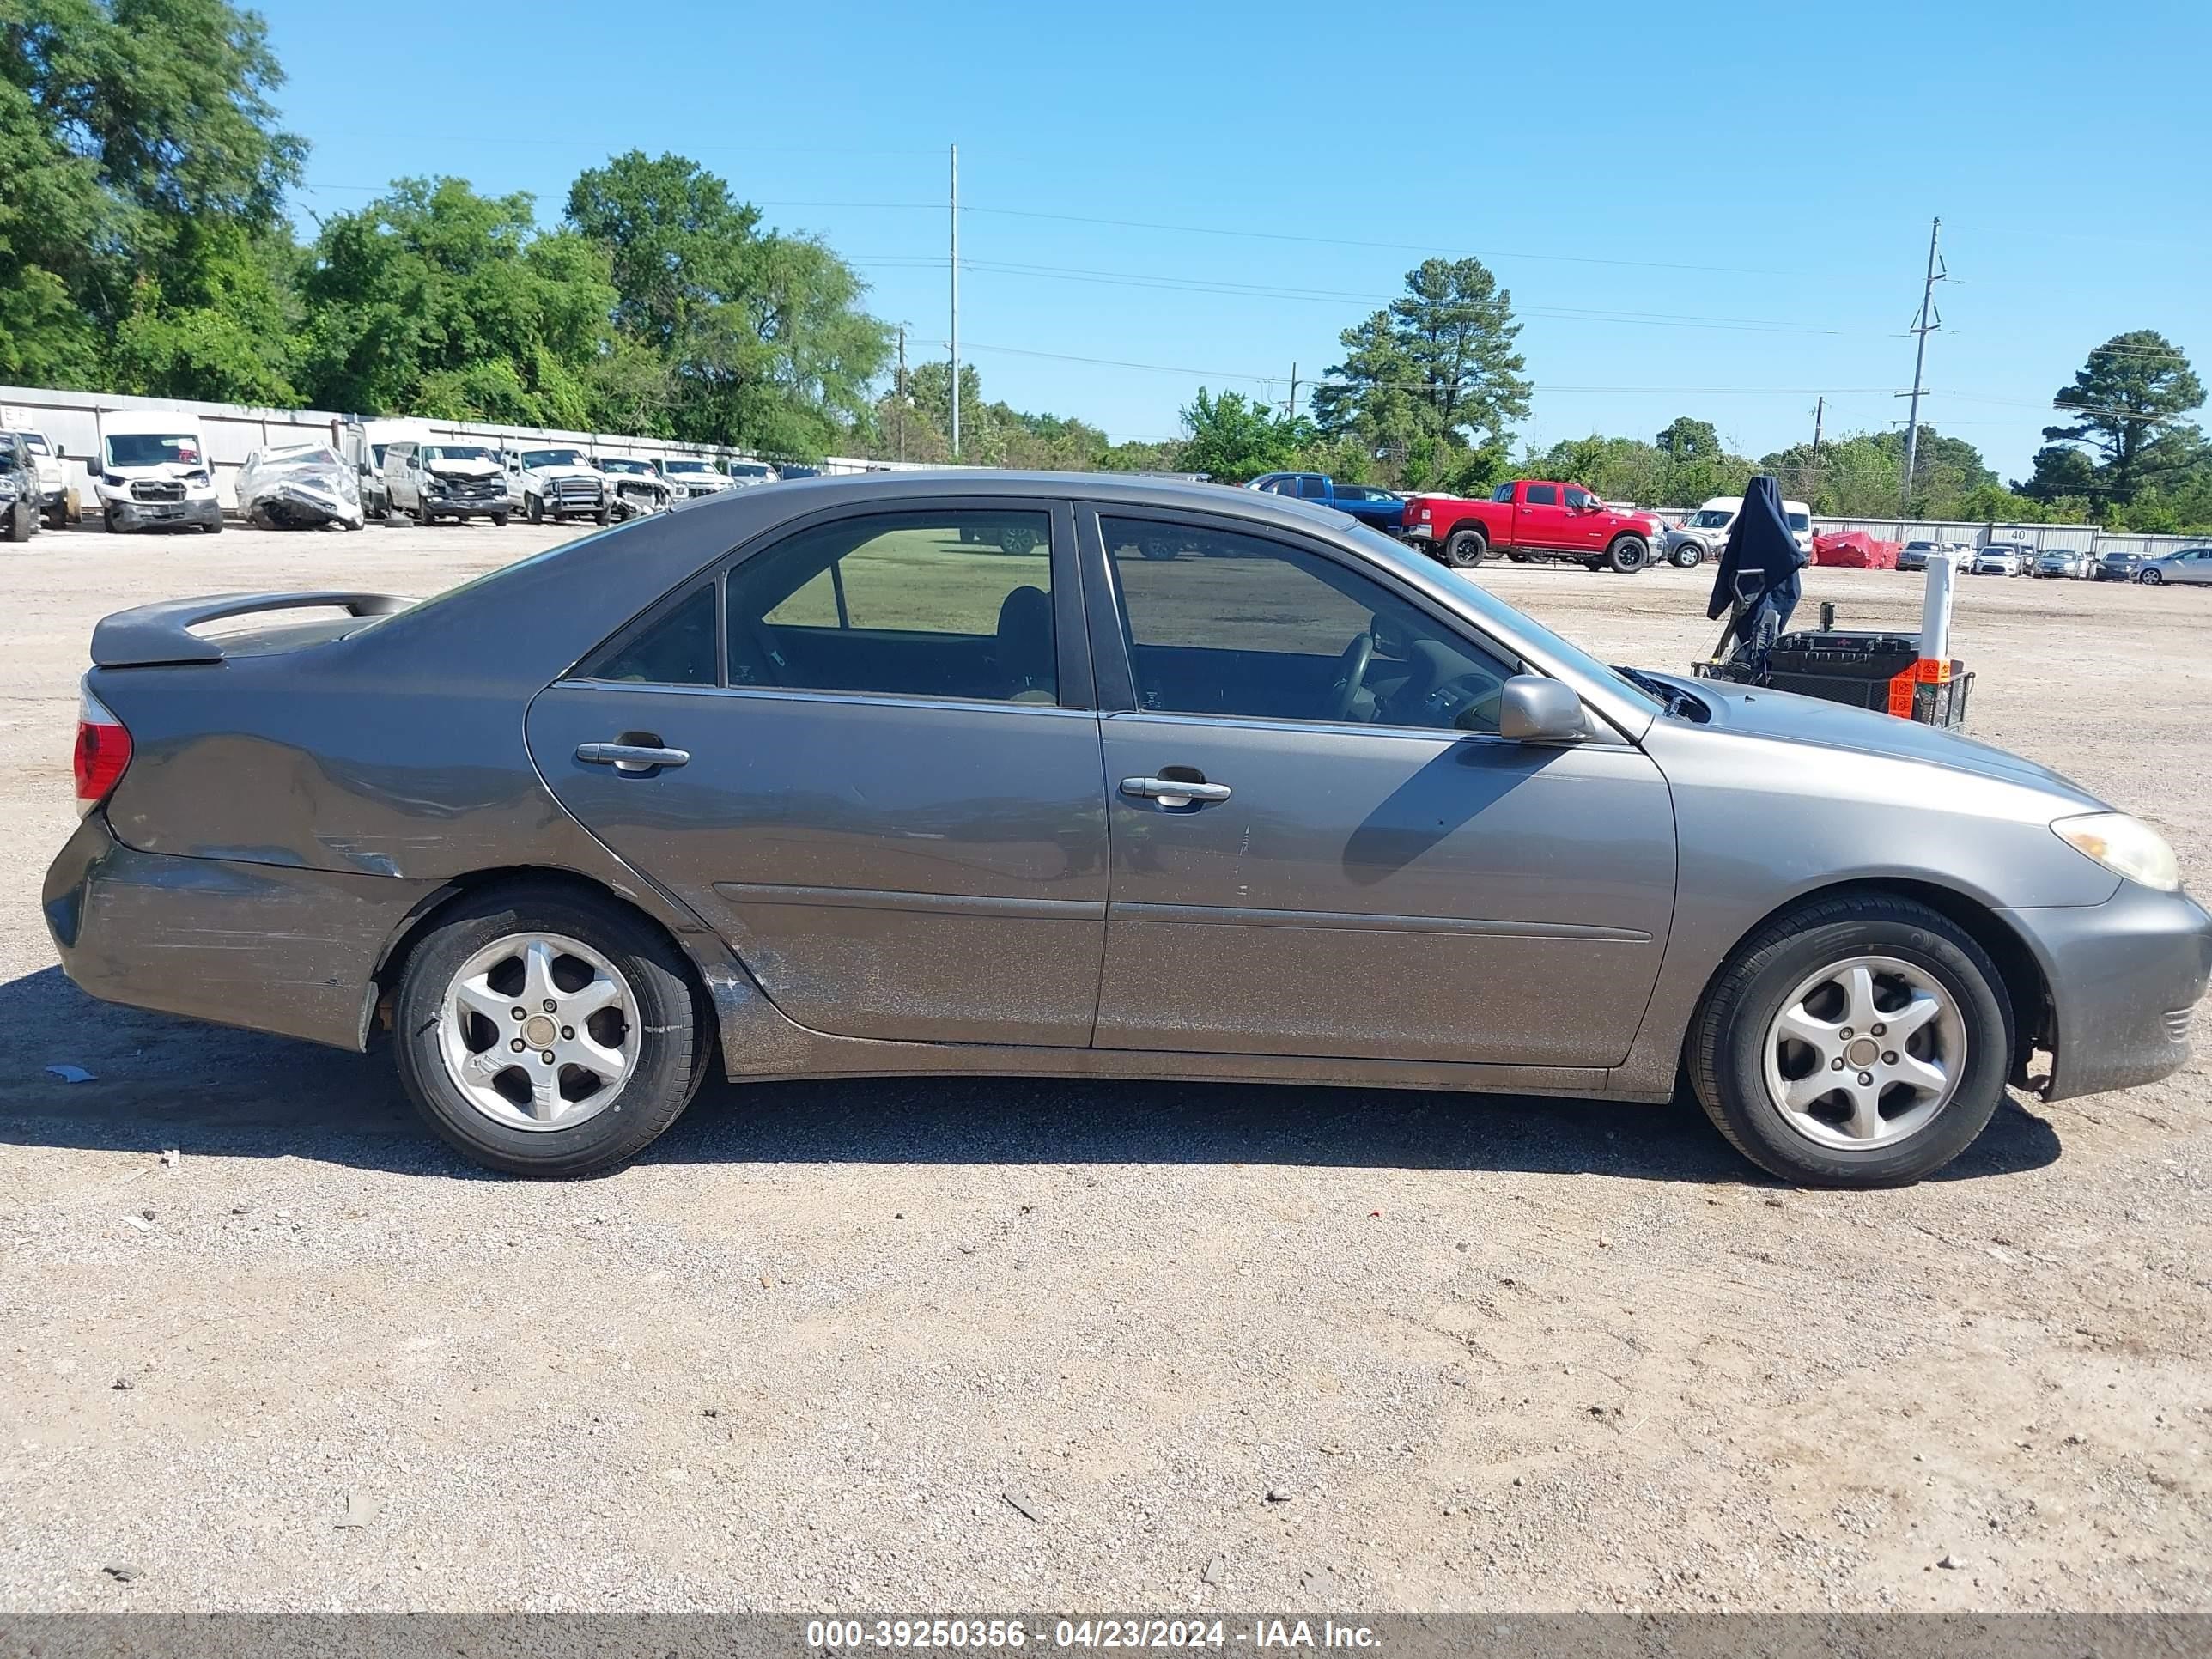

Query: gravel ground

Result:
[1,519,2208,1613]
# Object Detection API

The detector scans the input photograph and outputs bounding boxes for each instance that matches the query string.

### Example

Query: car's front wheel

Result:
[1686,894,2012,1187]
[392,886,706,1177]
[2141,568,2163,586]
[1671,542,1704,568]
[1605,534,1650,573]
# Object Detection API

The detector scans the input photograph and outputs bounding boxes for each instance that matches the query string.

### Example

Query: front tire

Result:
[1686,895,2012,1188]
[1672,542,1704,568]
[392,885,705,1177]
[2141,568,2163,586]
[1443,528,1487,568]
[1605,534,1650,573]
[491,512,509,527]
[526,494,544,526]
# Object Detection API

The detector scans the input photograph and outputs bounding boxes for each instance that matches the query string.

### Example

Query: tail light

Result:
[73,684,131,817]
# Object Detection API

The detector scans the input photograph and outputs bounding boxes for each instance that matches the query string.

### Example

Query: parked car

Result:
[657,457,733,501]
[2094,550,2142,583]
[383,440,513,526]
[1247,472,1407,535]
[15,428,70,527]
[0,432,41,540]
[2136,547,2212,586]
[726,460,781,488]
[236,443,365,531]
[505,446,609,526]
[2033,548,2093,580]
[1899,541,1972,573]
[1969,543,2030,577]
[595,456,674,520]
[1402,479,1664,572]
[48,477,2209,1188]
[91,409,222,533]
[338,418,431,521]
[1663,495,1814,568]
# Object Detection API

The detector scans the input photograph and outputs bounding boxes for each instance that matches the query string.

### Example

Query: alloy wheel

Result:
[1761,954,1966,1149]
[436,931,640,1132]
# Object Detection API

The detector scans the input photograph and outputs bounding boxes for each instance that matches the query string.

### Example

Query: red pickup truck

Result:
[1401,480,1664,574]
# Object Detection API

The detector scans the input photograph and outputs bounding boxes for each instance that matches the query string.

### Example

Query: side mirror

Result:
[1497,675,1586,744]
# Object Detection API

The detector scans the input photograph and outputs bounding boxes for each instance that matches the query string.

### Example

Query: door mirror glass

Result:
[1497,676,1585,744]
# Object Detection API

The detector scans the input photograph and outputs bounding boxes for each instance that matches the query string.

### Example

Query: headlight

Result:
[183,469,210,484]
[102,472,125,488]
[2052,812,2180,891]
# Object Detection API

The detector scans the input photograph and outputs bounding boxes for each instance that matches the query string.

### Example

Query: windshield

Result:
[422,445,492,465]
[1334,521,1660,717]
[1691,509,1733,528]
[599,458,652,474]
[729,462,775,478]
[1786,513,1810,532]
[520,448,585,468]
[662,459,716,476]
[105,432,200,468]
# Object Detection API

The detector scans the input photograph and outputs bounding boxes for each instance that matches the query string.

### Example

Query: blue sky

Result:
[269,0,2209,477]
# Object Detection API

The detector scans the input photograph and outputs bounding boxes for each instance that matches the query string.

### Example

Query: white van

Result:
[93,410,222,533]
[1662,495,1814,568]
[382,438,514,526]
[339,418,432,520]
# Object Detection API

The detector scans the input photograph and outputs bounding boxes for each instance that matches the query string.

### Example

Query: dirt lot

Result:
[1,518,2208,1613]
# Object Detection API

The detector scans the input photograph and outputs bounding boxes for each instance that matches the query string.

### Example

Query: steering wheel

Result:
[1325,631,1375,722]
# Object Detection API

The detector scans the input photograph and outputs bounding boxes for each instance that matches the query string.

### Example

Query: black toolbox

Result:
[1738,629,1972,729]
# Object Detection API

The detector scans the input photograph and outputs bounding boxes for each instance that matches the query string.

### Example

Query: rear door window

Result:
[1524,485,1559,507]
[726,511,1060,703]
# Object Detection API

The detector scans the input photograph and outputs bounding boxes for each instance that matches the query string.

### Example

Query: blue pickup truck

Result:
[1247,472,1406,534]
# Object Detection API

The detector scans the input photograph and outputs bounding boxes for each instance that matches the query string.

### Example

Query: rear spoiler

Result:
[91,592,412,667]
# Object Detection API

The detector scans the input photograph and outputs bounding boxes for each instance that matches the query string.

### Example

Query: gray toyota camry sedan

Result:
[44,473,2211,1185]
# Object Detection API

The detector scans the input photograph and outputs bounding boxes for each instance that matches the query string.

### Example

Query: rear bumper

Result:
[43,815,442,1051]
[2005,884,2212,1102]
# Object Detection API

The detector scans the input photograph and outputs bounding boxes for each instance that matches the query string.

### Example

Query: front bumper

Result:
[44,814,442,1051]
[2005,883,2212,1101]
[99,495,222,532]
[423,490,514,517]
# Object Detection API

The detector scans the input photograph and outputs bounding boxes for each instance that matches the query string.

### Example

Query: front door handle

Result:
[1121,775,1231,805]
[577,741,690,773]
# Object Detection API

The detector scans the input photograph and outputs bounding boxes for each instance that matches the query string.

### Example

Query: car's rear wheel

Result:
[1606,534,1650,573]
[1443,528,1487,568]
[392,886,705,1177]
[1686,894,2012,1187]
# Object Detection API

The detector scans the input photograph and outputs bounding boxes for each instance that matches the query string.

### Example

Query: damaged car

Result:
[237,443,366,532]
[506,446,609,526]
[594,455,674,520]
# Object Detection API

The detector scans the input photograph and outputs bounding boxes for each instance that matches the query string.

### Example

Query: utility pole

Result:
[1288,362,1298,422]
[1899,216,1945,517]
[948,143,960,463]
[896,325,907,463]
[1808,395,1824,499]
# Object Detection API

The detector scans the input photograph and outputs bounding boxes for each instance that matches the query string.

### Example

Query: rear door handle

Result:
[577,741,690,773]
[1120,775,1231,805]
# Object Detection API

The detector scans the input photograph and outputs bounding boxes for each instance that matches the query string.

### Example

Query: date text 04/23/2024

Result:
[804,1620,1382,1650]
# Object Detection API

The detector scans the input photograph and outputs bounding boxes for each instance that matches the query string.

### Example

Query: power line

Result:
[754,199,1804,277]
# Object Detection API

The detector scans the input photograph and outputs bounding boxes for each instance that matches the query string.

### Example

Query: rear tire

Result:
[392,885,705,1177]
[1443,528,1487,568]
[1605,534,1650,573]
[1686,895,2012,1188]
[44,501,68,531]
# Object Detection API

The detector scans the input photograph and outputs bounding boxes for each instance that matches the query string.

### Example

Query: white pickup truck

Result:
[505,445,609,526]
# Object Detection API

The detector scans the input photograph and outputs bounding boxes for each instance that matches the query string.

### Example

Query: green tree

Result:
[2037,331,2204,504]
[566,150,890,459]
[1313,257,1531,465]
[298,177,617,428]
[1177,388,1313,483]
[0,0,305,393]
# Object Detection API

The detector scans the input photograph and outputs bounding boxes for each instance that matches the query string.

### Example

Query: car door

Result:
[1560,486,1607,551]
[2182,550,2212,585]
[1516,483,1572,550]
[1079,505,1676,1070]
[526,499,1111,1048]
